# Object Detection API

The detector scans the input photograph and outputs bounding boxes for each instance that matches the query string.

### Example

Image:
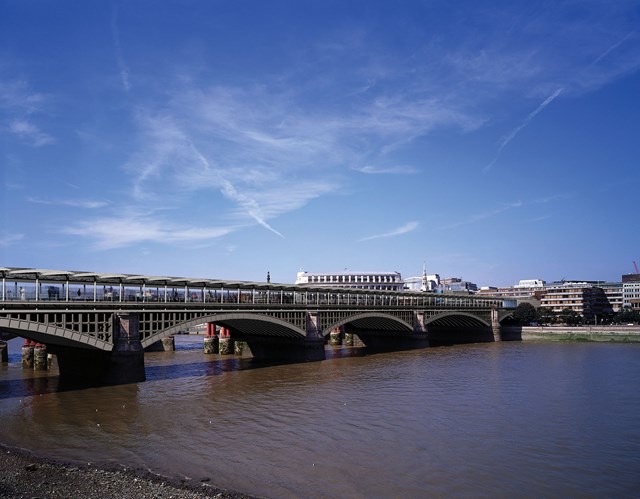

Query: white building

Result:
[622,274,640,309]
[295,270,404,291]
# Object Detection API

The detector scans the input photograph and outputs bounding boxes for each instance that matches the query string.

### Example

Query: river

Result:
[1,337,639,498]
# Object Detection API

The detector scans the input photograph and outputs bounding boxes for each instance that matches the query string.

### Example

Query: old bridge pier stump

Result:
[203,322,219,354]
[329,327,342,346]
[21,340,34,368]
[33,344,48,370]
[218,327,234,355]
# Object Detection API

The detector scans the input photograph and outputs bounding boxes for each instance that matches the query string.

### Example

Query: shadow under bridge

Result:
[144,312,320,362]
[425,311,495,345]
[331,312,428,350]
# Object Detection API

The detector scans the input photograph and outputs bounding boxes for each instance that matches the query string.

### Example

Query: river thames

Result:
[1,337,639,498]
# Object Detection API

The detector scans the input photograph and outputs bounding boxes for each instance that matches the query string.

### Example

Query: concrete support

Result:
[52,313,145,386]
[0,341,7,363]
[491,308,501,342]
[33,344,48,370]
[203,335,219,354]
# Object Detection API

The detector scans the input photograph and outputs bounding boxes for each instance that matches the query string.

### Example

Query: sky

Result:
[1,0,639,287]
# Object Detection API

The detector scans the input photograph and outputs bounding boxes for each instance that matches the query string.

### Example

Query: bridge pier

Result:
[52,313,145,386]
[0,340,7,363]
[33,344,48,370]
[491,308,502,341]
[145,335,175,352]
[21,341,34,368]
[204,322,219,354]
[218,327,233,355]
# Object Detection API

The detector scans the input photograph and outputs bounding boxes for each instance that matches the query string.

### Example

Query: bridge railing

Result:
[0,268,505,310]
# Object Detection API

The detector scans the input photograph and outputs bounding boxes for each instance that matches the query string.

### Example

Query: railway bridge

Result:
[0,267,515,385]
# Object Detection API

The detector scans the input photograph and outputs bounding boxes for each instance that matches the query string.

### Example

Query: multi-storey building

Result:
[539,282,607,318]
[294,270,404,292]
[622,274,640,310]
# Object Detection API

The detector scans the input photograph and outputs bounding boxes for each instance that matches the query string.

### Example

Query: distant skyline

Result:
[1,1,639,287]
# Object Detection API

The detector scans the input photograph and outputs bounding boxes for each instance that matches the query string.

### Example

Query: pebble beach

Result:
[0,444,258,499]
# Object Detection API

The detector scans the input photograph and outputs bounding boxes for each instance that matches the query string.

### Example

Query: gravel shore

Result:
[0,444,260,499]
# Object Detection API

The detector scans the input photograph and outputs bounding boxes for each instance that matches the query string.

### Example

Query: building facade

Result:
[622,274,640,310]
[294,271,404,291]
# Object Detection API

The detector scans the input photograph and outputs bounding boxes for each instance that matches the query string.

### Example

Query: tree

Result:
[613,307,640,325]
[513,302,538,325]
[560,308,580,325]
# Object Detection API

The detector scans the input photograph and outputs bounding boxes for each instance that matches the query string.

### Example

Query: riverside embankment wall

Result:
[501,325,640,343]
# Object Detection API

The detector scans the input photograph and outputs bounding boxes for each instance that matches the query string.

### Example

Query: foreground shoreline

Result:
[0,443,259,499]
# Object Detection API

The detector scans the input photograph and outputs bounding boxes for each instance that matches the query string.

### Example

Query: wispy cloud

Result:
[27,197,108,209]
[0,234,24,248]
[111,6,131,92]
[484,88,563,173]
[9,119,55,147]
[440,201,522,230]
[62,215,237,250]
[352,165,418,175]
[359,221,419,242]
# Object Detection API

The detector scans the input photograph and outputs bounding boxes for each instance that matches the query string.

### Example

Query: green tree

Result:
[513,302,538,325]
[560,308,580,325]
[613,307,640,324]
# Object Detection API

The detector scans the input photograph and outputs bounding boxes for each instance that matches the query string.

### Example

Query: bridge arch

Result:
[142,312,307,348]
[0,317,112,350]
[325,312,413,336]
[425,311,490,328]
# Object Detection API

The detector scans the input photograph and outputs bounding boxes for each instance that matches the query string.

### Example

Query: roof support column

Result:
[35,277,39,302]
[94,280,97,302]
[1,277,5,301]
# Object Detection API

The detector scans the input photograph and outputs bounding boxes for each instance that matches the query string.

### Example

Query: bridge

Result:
[0,267,514,385]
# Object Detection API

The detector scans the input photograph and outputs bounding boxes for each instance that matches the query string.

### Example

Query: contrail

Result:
[111,6,131,92]
[190,142,285,239]
[484,87,563,173]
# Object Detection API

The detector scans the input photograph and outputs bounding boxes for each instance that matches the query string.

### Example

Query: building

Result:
[539,282,608,319]
[599,282,623,313]
[436,277,477,293]
[294,270,404,292]
[622,274,640,310]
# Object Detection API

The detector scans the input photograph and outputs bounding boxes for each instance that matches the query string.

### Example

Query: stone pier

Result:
[21,341,34,368]
[145,335,175,352]
[204,322,219,354]
[0,340,7,363]
[218,326,233,355]
[33,344,48,370]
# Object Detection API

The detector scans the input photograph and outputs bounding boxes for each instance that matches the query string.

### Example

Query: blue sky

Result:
[1,0,639,287]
